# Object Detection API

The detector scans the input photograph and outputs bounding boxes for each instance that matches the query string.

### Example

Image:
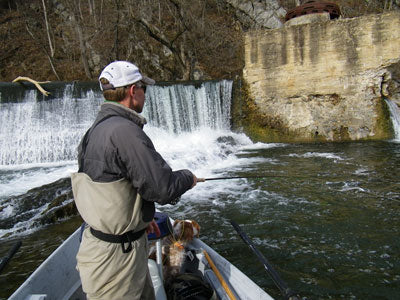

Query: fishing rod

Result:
[197,175,306,182]
[0,241,22,274]
[198,175,264,182]
[230,220,300,300]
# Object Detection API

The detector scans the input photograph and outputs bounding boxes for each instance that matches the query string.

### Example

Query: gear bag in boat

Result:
[165,273,214,300]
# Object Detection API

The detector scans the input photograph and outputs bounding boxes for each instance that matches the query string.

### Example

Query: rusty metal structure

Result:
[285,0,341,22]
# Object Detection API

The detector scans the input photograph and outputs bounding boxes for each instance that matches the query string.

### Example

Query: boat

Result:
[8,213,275,300]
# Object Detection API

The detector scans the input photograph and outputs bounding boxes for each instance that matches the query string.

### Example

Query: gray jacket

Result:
[78,102,194,217]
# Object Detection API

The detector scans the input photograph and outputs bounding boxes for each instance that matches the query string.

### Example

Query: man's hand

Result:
[191,174,198,188]
[146,219,161,238]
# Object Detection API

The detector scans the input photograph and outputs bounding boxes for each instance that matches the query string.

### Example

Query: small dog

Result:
[164,219,200,278]
[149,219,200,279]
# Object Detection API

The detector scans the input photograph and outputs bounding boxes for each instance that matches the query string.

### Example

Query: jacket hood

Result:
[99,102,147,127]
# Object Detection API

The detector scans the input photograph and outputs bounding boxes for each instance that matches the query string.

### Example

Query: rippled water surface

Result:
[163,141,400,299]
[1,83,399,299]
[2,141,399,299]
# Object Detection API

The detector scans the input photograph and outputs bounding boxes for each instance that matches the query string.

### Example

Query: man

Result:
[71,61,198,300]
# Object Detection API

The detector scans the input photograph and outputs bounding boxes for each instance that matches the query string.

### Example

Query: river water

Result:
[0,82,399,299]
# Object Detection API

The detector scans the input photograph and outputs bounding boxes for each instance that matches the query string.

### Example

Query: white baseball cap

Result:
[99,61,155,91]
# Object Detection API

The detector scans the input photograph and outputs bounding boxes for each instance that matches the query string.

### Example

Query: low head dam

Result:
[235,11,400,142]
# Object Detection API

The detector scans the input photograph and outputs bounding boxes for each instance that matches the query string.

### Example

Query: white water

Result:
[2,87,398,202]
[0,87,99,166]
[0,80,280,237]
[145,81,232,133]
[2,84,400,299]
[385,98,400,142]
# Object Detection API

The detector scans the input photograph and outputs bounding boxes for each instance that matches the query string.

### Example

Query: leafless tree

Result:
[384,0,393,10]
[16,0,61,79]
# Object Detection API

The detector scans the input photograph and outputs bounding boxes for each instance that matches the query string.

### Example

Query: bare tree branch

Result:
[136,17,186,69]
[25,23,61,80]
[42,0,54,57]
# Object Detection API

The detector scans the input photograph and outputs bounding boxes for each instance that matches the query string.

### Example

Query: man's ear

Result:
[129,85,135,96]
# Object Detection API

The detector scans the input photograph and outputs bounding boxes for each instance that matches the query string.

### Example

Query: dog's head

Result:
[172,219,200,242]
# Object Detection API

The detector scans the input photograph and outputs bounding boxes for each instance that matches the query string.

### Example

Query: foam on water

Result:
[0,162,77,199]
[144,126,277,207]
[145,125,273,176]
[287,152,345,161]
[0,80,277,238]
[1,84,400,298]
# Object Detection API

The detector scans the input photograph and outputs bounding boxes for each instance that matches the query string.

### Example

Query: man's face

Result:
[131,83,147,113]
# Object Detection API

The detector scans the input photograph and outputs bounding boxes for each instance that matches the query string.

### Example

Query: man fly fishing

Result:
[71,61,198,300]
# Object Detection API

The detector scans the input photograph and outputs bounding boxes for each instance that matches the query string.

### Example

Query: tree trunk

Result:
[50,0,92,79]
[74,21,92,79]
[42,0,54,57]
[384,0,393,10]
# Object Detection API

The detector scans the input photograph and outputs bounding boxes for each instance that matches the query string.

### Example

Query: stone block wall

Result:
[240,11,400,142]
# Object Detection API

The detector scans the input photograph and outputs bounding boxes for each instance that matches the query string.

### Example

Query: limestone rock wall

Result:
[225,0,286,29]
[241,11,400,142]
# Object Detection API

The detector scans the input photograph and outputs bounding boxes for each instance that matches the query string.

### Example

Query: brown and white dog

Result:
[164,219,200,278]
[149,219,200,279]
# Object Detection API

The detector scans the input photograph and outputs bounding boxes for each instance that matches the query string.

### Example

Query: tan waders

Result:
[71,172,155,300]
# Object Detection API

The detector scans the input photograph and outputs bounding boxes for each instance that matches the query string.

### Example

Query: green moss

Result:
[374,98,394,139]
[332,126,350,141]
[232,79,395,143]
[232,79,329,143]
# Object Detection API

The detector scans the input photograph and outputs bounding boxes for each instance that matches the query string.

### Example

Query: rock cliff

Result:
[225,0,286,29]
[238,11,400,142]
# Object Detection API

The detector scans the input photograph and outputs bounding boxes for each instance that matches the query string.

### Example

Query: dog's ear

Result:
[190,220,200,237]
[172,220,184,238]
[173,219,181,227]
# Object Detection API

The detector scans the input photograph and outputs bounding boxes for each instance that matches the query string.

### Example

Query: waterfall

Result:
[1,80,246,237]
[385,99,400,141]
[0,85,100,166]
[144,81,232,133]
[0,80,233,166]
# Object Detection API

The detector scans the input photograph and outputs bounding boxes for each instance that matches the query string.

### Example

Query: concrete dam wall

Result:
[238,11,400,142]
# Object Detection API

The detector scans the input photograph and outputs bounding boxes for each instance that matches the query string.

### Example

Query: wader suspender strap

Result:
[78,115,116,172]
[78,114,145,253]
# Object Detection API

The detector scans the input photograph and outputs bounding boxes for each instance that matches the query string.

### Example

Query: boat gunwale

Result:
[9,223,274,300]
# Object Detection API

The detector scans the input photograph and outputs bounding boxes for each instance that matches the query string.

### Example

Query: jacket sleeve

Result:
[112,123,194,205]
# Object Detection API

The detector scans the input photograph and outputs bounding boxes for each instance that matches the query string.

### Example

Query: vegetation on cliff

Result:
[0,0,398,82]
[0,0,243,82]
